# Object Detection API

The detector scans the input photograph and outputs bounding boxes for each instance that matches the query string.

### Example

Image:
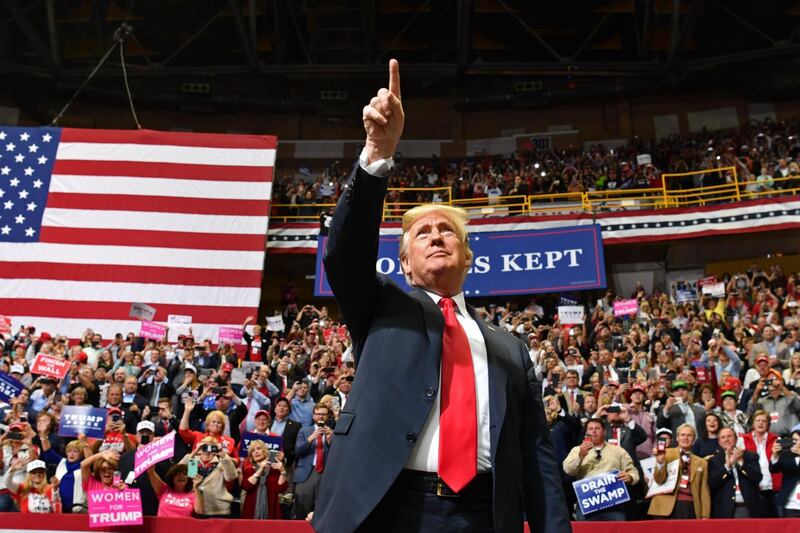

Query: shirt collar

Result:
[423,290,468,318]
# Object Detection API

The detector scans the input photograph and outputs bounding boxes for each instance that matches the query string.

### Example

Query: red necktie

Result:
[315,435,325,473]
[438,297,477,493]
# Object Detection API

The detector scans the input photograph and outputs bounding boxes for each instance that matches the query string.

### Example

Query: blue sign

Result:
[572,470,630,514]
[315,224,606,297]
[239,432,282,458]
[59,406,108,439]
[0,372,24,402]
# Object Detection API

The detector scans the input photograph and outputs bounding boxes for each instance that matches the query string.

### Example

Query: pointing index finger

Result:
[388,59,401,100]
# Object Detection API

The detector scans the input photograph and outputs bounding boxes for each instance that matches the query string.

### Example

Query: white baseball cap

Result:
[184,363,197,374]
[10,364,25,374]
[136,421,155,433]
[26,460,46,473]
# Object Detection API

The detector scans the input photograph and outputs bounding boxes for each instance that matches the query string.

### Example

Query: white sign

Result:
[558,306,585,325]
[167,314,192,342]
[129,302,156,321]
[701,282,726,298]
[636,154,652,166]
[266,315,285,332]
[640,457,679,498]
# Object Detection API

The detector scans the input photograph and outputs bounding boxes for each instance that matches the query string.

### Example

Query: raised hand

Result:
[362,59,404,164]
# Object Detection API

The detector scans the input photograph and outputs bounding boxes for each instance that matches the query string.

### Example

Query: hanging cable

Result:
[117,24,142,129]
[50,22,142,129]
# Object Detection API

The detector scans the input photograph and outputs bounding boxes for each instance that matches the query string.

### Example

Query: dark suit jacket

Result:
[772,451,800,511]
[708,449,766,518]
[139,381,175,407]
[312,167,571,533]
[295,425,330,484]
[278,418,301,466]
[656,403,706,434]
[603,421,646,470]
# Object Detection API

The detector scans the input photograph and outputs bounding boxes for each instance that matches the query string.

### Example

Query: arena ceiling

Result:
[3,0,800,120]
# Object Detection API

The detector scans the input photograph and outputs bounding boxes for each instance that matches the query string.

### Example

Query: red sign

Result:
[31,353,71,379]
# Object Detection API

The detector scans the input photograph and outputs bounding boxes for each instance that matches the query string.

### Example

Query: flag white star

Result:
[26,201,37,211]
[23,167,33,176]
[3,200,12,209]
[14,154,24,163]
[14,214,24,224]
[0,225,9,235]
[18,190,28,199]
[37,156,47,165]
[28,144,38,153]
[24,227,34,237]
[4,142,15,152]
[19,132,29,142]
[9,178,19,187]
[32,179,43,188]
[0,131,6,141]
[42,133,52,142]
[0,188,4,197]
[0,166,9,175]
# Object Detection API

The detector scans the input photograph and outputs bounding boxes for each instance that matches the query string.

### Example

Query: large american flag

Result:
[0,126,275,341]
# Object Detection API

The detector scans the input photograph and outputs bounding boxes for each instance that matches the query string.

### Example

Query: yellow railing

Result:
[269,166,799,221]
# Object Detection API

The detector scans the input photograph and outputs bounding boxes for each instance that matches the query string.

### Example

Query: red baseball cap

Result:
[221,362,234,372]
[254,410,270,419]
[39,332,52,341]
[755,355,769,365]
[107,406,123,416]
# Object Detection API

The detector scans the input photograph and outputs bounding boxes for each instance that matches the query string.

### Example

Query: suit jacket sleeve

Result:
[738,452,762,485]
[295,427,314,458]
[520,343,571,533]
[631,423,647,447]
[708,455,729,490]
[699,460,711,518]
[323,167,388,351]
[622,449,639,485]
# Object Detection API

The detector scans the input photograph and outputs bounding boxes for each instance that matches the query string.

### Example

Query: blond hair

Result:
[398,204,473,285]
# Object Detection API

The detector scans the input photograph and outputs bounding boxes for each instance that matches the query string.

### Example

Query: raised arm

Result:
[146,464,165,495]
[322,60,404,343]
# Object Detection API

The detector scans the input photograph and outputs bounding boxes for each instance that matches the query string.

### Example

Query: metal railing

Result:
[268,166,800,222]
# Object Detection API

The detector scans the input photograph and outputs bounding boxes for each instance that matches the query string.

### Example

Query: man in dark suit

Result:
[312,59,571,533]
[708,427,767,518]
[656,380,705,434]
[271,397,302,467]
[139,367,175,408]
[293,403,332,520]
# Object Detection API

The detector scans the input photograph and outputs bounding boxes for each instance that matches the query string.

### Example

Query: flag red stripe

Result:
[51,160,273,182]
[0,299,254,324]
[39,227,266,252]
[0,262,263,287]
[60,128,277,150]
[46,193,271,216]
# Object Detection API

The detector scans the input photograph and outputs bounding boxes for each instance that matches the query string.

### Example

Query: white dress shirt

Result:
[404,290,492,473]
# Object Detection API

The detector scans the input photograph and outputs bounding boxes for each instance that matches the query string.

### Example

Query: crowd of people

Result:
[0,262,799,522]
[271,117,800,218]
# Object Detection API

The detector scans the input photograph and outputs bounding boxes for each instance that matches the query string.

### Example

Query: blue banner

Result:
[239,432,283,458]
[572,470,630,514]
[315,224,606,297]
[59,406,108,439]
[0,372,24,402]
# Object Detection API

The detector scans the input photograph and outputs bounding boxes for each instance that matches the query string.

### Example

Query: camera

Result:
[657,439,666,452]
[212,387,227,396]
[778,436,793,449]
[6,431,23,441]
[316,422,326,430]
[19,413,28,423]
[202,443,220,454]
[140,434,151,445]
[607,405,621,414]
[110,413,123,422]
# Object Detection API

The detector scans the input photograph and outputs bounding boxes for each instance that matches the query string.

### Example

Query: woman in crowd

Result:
[32,412,63,458]
[648,423,711,519]
[0,421,38,511]
[772,429,800,517]
[693,384,717,413]
[318,395,340,428]
[65,386,89,407]
[96,350,115,371]
[80,449,124,493]
[783,352,800,391]
[179,397,235,456]
[40,435,88,513]
[3,459,60,513]
[692,412,723,458]
[146,463,204,517]
[240,440,288,519]
[179,436,237,517]
[741,410,781,517]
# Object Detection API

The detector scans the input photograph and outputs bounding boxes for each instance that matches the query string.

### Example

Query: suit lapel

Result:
[468,306,508,463]
[409,289,443,378]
